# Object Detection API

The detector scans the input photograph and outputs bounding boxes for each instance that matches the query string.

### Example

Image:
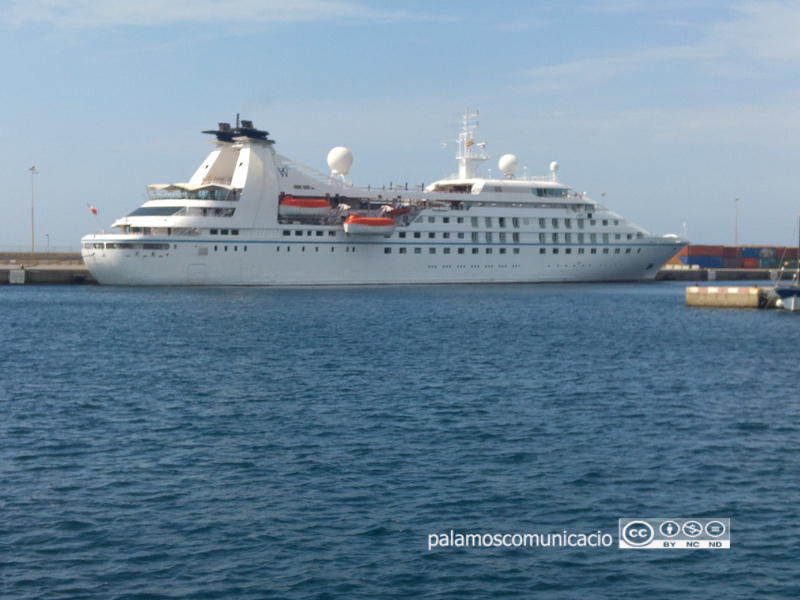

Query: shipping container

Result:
[687,245,724,257]
[777,259,799,270]
[759,258,777,269]
[722,258,742,268]
[741,247,775,259]
[677,246,689,257]
[775,247,799,260]
[722,246,740,258]
[687,256,723,268]
[742,258,759,268]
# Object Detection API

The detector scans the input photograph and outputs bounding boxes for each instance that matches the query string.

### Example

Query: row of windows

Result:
[384,247,522,255]
[462,216,623,229]
[212,245,247,253]
[276,217,629,234]
[399,231,523,242]
[538,232,635,243]
[88,239,645,255]
[283,229,338,237]
[275,246,356,253]
[127,207,236,218]
[148,189,238,202]
[379,247,641,256]
[266,245,641,256]
[84,242,171,250]
[271,243,643,252]
[210,229,239,235]
[279,228,637,243]
[420,215,623,229]
[538,248,639,255]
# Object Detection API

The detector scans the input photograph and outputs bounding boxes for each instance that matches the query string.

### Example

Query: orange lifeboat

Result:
[343,215,396,236]
[387,204,412,216]
[278,195,331,217]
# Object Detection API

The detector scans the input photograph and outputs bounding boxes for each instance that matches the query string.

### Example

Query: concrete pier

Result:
[1,253,95,285]
[685,285,778,309]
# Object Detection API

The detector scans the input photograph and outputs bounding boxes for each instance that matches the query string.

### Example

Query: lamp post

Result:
[29,166,38,254]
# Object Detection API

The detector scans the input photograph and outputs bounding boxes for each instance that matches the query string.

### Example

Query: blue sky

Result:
[2,0,800,250]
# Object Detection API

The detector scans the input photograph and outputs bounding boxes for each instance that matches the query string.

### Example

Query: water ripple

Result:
[1,283,799,598]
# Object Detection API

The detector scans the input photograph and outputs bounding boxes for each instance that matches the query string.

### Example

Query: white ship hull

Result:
[82,232,681,286]
[81,113,688,286]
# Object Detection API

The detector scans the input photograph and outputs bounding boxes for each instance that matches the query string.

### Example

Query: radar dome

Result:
[498,154,519,178]
[327,147,353,176]
[550,161,558,172]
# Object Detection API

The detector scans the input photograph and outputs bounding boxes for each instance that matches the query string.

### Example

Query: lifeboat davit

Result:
[343,215,396,236]
[279,195,331,217]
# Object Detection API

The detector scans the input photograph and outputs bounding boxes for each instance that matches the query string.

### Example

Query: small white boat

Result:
[775,287,800,311]
[774,211,800,312]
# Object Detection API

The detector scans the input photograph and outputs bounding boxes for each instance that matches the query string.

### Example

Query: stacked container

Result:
[741,247,775,268]
[722,246,741,269]
[684,245,723,268]
[674,246,799,268]
[679,245,797,268]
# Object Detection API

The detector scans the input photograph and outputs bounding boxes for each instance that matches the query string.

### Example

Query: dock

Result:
[1,253,95,285]
[655,264,784,282]
[685,285,775,309]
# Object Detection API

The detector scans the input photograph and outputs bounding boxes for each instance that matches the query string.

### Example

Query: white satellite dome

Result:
[549,161,559,182]
[327,147,353,176]
[498,154,519,178]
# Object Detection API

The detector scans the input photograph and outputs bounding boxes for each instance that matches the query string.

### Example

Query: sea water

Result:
[1,283,798,599]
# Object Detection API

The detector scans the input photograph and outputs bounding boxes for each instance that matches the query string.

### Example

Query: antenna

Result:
[456,108,489,180]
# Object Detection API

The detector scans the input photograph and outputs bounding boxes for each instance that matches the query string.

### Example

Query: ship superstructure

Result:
[81,112,687,285]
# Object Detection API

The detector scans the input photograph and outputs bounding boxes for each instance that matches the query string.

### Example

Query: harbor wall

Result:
[1,253,96,285]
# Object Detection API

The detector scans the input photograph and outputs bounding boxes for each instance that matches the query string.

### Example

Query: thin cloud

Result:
[523,1,800,94]
[522,55,647,95]
[531,98,800,149]
[611,102,800,145]
[583,0,732,15]
[492,17,548,32]
[0,0,450,28]
[711,0,800,63]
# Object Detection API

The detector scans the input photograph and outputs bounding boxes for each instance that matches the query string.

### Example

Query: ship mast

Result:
[456,109,488,180]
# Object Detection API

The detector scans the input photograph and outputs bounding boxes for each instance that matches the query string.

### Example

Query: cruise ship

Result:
[81,111,687,285]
